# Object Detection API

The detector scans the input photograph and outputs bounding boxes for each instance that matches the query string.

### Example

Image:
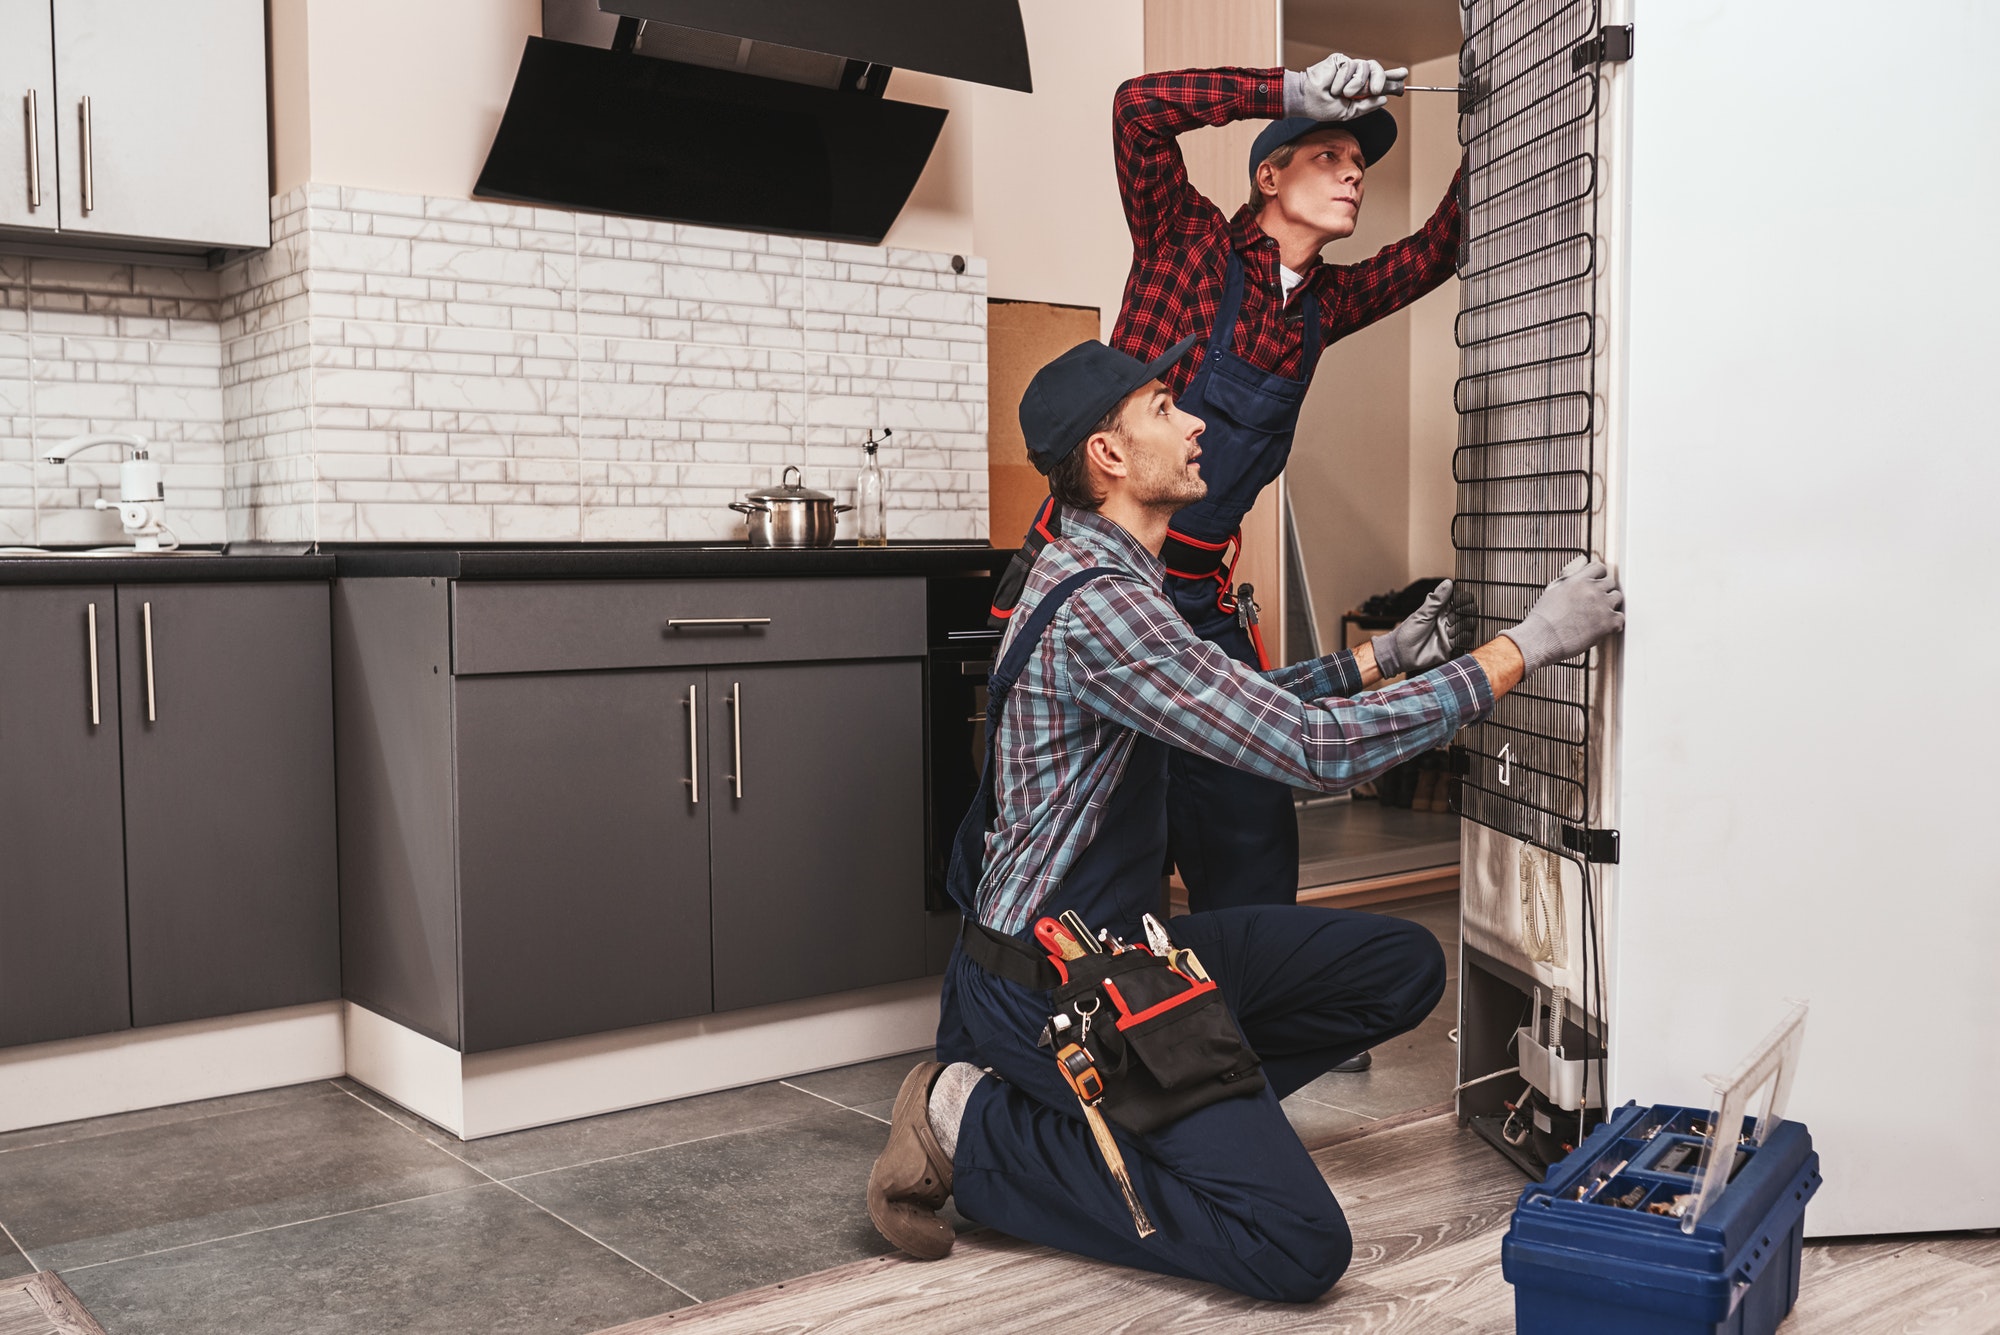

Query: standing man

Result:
[991,54,1469,914]
[869,342,1623,1298]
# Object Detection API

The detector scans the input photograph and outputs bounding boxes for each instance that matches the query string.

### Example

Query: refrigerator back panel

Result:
[1452,0,1605,854]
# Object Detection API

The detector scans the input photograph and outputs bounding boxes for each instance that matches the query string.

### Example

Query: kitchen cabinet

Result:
[336,573,935,1053]
[455,669,712,1051]
[0,0,268,251]
[0,586,130,1047]
[709,660,925,1011]
[117,583,339,1027]
[0,0,57,234]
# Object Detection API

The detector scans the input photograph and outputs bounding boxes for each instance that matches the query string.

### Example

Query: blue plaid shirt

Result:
[978,506,1494,933]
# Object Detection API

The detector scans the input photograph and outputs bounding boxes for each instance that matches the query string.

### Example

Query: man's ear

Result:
[1083,428,1130,481]
[1255,160,1279,203]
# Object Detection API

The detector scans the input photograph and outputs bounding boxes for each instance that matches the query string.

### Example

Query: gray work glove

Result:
[1372,579,1479,679]
[1283,53,1407,122]
[1501,557,1626,676]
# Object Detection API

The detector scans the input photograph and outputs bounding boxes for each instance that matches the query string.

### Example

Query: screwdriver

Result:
[1385,73,1464,95]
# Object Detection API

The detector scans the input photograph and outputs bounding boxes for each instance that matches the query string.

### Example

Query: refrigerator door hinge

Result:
[1561,825,1621,864]
[1572,24,1634,72]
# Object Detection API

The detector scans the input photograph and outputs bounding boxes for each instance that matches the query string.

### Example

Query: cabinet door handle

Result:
[78,95,92,214]
[683,683,699,803]
[727,681,743,798]
[665,617,771,629]
[86,601,100,726]
[25,90,41,210]
[142,600,156,721]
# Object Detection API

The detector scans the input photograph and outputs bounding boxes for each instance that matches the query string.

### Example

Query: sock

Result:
[926,1062,985,1159]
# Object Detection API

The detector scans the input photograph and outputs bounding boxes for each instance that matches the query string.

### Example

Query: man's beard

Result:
[1134,450,1207,512]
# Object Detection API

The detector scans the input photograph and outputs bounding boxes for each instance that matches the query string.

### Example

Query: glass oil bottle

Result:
[856,427,889,547]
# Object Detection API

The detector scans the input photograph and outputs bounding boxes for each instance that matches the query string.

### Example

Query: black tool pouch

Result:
[1052,951,1264,1136]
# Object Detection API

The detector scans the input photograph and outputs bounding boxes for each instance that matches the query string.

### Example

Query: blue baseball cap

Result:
[1019,335,1199,474]
[1248,109,1398,179]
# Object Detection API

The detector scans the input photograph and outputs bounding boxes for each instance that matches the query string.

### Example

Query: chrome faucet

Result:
[42,432,178,551]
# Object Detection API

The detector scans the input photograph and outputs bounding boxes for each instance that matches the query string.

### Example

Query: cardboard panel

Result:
[986,299,1101,547]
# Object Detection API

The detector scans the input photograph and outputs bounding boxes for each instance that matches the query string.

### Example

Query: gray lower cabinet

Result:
[708,660,926,1011]
[0,586,130,1047]
[335,575,934,1053]
[117,583,339,1027]
[455,669,713,1051]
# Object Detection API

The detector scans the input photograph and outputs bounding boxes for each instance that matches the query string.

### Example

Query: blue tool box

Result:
[1502,1100,1821,1335]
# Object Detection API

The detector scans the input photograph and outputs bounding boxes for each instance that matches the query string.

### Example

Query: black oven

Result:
[924,570,1002,913]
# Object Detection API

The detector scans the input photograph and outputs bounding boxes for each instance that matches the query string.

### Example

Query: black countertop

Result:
[0,550,337,585]
[0,543,1008,585]
[329,542,1009,580]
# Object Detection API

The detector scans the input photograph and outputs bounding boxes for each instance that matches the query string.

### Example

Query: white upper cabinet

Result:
[0,0,59,232]
[29,0,271,251]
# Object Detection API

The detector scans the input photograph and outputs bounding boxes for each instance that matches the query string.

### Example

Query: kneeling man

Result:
[867,337,1623,1301]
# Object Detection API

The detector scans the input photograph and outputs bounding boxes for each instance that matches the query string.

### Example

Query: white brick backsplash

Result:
[1,183,987,544]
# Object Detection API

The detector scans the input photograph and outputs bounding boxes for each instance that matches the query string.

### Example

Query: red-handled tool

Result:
[1035,917,1088,962]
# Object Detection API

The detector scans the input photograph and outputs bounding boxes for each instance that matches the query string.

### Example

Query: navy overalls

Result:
[935,568,1445,1303]
[1161,253,1329,913]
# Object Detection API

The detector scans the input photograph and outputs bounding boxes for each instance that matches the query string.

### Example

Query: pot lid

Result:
[746,465,837,503]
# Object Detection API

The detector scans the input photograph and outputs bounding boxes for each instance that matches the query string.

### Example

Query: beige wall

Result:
[1283,49,1460,646]
[271,0,542,199]
[268,0,1143,330]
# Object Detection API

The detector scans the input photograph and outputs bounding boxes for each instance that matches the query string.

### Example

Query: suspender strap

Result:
[958,916,1062,990]
[987,565,1125,707]
[943,564,1124,924]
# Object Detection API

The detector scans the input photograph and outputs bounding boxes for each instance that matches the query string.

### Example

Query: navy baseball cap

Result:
[1018,335,1199,474]
[1248,109,1398,179]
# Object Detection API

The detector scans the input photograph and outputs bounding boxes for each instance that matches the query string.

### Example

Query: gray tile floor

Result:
[0,895,1462,1334]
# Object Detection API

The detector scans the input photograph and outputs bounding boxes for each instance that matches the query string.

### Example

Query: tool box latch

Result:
[1572,24,1635,72]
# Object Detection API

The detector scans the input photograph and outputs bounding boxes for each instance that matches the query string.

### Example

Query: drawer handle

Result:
[666,617,771,629]
[86,601,100,725]
[727,680,743,799]
[683,683,698,804]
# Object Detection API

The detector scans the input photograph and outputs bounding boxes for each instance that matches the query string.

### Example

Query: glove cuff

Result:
[1498,620,1554,678]
[1370,631,1403,679]
[1282,68,1310,118]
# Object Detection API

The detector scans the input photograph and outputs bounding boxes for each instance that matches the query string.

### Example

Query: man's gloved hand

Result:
[1500,557,1626,676]
[1283,53,1408,122]
[1372,580,1478,679]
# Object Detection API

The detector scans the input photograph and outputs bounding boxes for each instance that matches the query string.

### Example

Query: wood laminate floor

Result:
[0,1274,105,1335]
[592,1111,2000,1335]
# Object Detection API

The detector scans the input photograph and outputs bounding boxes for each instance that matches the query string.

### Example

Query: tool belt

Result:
[959,916,1265,1136]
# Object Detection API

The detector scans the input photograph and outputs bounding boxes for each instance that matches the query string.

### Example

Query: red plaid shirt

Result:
[1110,67,1463,386]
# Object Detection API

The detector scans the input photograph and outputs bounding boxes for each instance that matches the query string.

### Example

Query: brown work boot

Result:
[866,1061,955,1260]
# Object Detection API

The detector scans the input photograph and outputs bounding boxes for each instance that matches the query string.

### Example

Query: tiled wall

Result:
[6,186,989,546]
[0,257,227,546]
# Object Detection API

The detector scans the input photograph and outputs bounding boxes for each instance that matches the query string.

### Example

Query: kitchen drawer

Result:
[452,576,926,675]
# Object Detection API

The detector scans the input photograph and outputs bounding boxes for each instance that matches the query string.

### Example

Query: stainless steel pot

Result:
[729,466,852,548]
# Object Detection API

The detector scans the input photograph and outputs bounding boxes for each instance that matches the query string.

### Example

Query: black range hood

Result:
[599,0,1033,94]
[475,37,950,245]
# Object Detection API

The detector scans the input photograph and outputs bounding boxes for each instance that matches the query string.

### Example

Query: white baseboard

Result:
[347,977,943,1139]
[0,981,941,1141]
[0,1003,345,1135]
